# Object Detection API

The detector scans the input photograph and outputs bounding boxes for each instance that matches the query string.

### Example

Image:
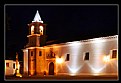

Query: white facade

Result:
[5,60,20,75]
[44,35,118,76]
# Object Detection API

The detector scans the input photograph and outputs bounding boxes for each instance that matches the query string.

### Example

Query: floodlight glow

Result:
[90,38,107,72]
[69,68,79,74]
[66,42,82,75]
[16,73,22,77]
[67,65,83,74]
[87,63,106,74]
[66,63,84,75]
[103,56,110,62]
[56,58,63,64]
[67,41,80,46]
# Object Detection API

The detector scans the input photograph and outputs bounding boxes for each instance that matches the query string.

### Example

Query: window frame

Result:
[84,52,89,61]
[111,49,117,59]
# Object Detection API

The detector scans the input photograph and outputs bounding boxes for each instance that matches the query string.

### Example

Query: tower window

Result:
[31,51,33,56]
[39,26,43,35]
[112,49,117,58]
[39,51,42,56]
[31,25,34,35]
[6,63,9,67]
[66,54,70,61]
[84,52,89,60]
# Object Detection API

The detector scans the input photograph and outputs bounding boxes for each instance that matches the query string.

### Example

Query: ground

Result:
[4,74,118,81]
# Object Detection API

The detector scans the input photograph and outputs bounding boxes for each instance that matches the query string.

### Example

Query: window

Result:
[13,63,15,69]
[84,52,89,60]
[6,63,9,67]
[112,50,117,58]
[31,25,34,35]
[66,54,70,61]
[39,26,43,35]
[31,51,33,56]
[39,51,42,56]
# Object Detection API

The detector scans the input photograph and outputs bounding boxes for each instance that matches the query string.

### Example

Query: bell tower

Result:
[26,10,46,47]
[23,10,46,76]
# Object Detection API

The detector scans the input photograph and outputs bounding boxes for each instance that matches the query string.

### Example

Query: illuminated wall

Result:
[23,35,118,76]
[36,48,45,75]
[44,35,118,76]
[23,47,46,75]
[23,49,28,75]
[44,47,57,75]
[5,60,20,75]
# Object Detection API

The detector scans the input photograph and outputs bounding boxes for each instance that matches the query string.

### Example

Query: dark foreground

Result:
[5,74,118,81]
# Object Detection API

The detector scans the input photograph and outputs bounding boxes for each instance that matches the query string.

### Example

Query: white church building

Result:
[23,10,118,76]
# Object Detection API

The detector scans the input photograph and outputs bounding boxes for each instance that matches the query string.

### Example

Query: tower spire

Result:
[32,10,43,23]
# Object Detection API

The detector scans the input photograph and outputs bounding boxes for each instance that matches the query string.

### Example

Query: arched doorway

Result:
[49,62,54,75]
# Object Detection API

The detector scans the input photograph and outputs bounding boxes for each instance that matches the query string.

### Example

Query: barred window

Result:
[112,50,117,58]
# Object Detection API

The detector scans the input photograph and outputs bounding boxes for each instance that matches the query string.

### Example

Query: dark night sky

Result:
[5,4,118,61]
